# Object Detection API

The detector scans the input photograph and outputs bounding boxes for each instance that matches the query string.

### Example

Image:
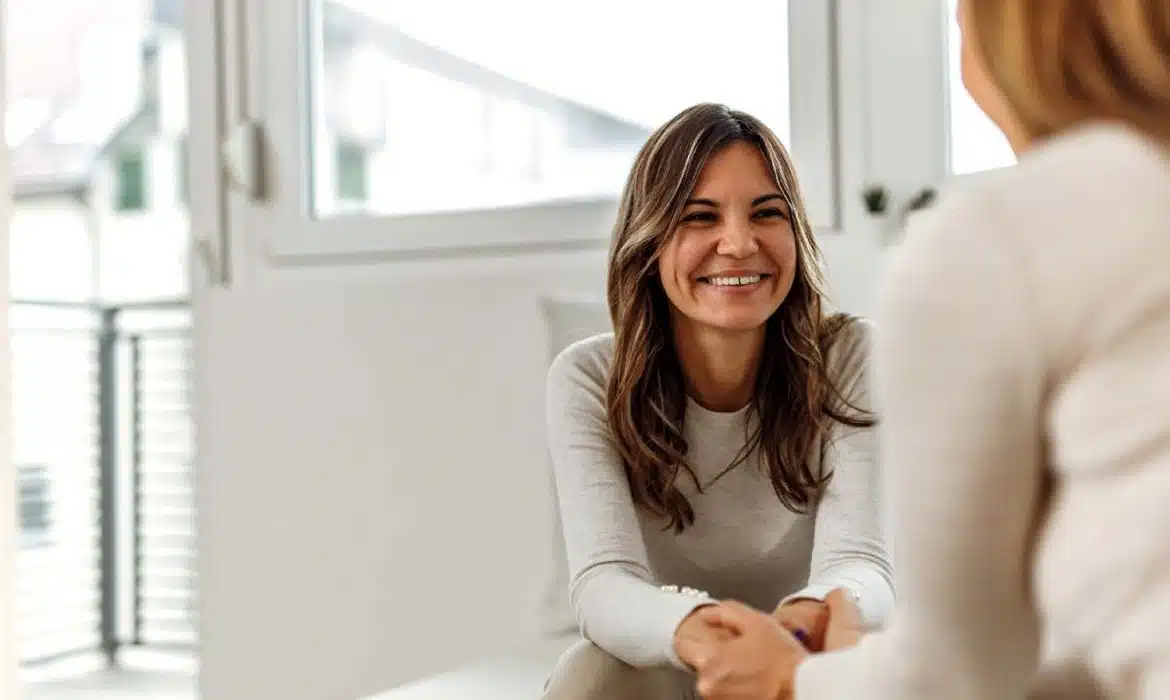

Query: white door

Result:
[188,1,852,699]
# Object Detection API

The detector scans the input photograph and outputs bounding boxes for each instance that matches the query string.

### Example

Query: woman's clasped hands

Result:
[673,588,865,700]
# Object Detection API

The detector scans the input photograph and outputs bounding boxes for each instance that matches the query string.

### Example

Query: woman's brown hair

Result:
[605,103,873,533]
[964,0,1170,145]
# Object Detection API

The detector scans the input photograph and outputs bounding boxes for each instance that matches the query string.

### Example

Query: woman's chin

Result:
[698,310,774,335]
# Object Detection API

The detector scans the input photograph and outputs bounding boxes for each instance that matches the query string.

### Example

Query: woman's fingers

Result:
[694,600,760,634]
[823,588,865,651]
[773,599,829,650]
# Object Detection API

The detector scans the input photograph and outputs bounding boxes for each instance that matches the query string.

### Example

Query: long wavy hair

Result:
[606,103,873,533]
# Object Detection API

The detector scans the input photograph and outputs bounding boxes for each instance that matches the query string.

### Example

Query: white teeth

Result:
[707,275,762,287]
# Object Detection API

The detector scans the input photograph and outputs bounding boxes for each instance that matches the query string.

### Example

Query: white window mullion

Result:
[788,0,840,231]
[186,0,235,290]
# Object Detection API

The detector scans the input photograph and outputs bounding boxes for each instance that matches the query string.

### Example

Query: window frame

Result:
[219,0,843,266]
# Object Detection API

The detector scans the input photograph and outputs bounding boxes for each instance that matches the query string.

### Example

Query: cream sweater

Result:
[546,322,895,670]
[798,124,1170,699]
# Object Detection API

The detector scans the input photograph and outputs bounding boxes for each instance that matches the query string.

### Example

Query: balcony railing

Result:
[12,300,195,666]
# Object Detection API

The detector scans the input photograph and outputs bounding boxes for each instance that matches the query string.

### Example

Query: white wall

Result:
[1,2,21,697]
[195,5,907,700]
[197,252,608,700]
[9,200,95,302]
[8,189,190,305]
[96,208,189,303]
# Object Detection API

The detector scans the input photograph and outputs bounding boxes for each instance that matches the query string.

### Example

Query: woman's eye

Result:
[681,211,717,223]
[754,207,788,220]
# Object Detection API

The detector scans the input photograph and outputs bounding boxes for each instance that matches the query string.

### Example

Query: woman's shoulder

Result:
[888,124,1170,339]
[901,124,1169,265]
[1004,122,1170,198]
[547,332,616,404]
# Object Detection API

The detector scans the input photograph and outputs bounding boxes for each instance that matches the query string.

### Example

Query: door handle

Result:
[193,237,227,287]
[862,185,937,217]
[222,120,266,201]
[862,185,938,244]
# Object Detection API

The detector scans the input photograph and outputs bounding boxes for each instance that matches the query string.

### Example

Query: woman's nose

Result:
[715,223,760,258]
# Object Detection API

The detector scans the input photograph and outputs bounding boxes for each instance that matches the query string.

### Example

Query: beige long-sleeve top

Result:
[798,123,1170,699]
[546,320,895,670]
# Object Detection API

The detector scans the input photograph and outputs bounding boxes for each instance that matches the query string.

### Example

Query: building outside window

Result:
[115,149,148,211]
[335,140,368,203]
[17,464,51,549]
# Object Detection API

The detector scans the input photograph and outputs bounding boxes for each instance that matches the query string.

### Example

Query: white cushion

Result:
[538,296,611,636]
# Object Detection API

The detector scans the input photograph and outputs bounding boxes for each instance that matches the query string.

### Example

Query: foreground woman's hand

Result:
[691,602,808,700]
[772,599,829,651]
[673,604,735,671]
[819,588,865,652]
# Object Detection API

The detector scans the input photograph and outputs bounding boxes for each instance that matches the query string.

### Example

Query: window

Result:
[224,0,838,259]
[945,0,1014,175]
[310,1,794,219]
[17,464,51,549]
[335,140,368,203]
[115,149,148,211]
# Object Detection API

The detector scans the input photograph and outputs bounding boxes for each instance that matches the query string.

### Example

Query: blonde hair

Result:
[965,0,1170,144]
[605,103,872,533]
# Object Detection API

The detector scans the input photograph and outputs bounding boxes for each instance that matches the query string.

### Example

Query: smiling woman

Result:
[541,104,894,699]
[605,105,869,522]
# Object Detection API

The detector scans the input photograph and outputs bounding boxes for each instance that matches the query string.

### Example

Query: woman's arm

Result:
[778,320,896,630]
[546,338,713,669]
[795,194,1047,699]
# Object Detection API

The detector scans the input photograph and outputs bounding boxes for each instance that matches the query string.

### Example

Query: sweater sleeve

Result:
[545,339,712,670]
[796,196,1046,699]
[780,320,896,629]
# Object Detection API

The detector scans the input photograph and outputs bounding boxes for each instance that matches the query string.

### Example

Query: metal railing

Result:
[12,300,195,666]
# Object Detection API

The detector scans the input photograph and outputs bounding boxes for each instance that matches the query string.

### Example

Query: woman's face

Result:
[657,141,797,337]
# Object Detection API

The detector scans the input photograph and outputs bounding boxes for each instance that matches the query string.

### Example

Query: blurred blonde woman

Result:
[685,1,1170,699]
[542,104,894,699]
